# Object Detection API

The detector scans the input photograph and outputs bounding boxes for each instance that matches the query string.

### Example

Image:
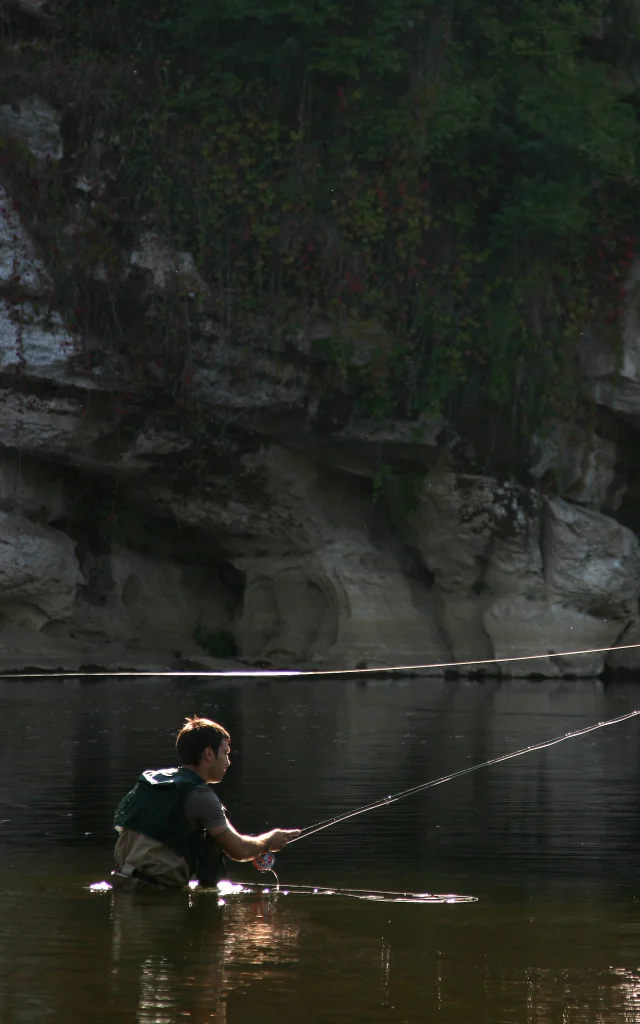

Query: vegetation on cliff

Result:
[1,0,640,434]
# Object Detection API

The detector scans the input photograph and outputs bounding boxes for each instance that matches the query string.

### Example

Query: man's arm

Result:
[208,820,301,862]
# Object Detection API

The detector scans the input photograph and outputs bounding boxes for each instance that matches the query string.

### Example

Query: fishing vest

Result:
[114,767,221,877]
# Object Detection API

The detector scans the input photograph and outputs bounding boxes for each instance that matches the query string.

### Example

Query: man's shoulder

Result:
[184,786,224,810]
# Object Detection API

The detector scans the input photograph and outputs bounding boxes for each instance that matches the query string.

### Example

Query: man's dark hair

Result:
[176,716,230,764]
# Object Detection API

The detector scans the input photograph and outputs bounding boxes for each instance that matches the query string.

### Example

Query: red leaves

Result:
[345,271,363,294]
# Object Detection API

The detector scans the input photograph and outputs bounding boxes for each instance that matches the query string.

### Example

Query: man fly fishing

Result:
[112,716,300,890]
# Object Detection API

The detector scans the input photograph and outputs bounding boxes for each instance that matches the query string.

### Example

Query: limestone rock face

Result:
[191,336,309,412]
[0,183,51,296]
[230,448,449,667]
[0,390,114,466]
[234,558,338,662]
[606,619,640,672]
[483,599,621,677]
[582,262,640,427]
[71,546,232,652]
[0,96,62,162]
[0,301,81,383]
[530,421,623,511]
[0,183,100,392]
[0,513,80,627]
[0,152,638,673]
[234,542,448,668]
[0,454,67,522]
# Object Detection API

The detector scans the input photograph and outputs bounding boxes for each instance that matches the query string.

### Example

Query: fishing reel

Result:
[253,851,276,873]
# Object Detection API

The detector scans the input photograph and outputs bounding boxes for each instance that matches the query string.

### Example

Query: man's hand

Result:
[266,828,301,851]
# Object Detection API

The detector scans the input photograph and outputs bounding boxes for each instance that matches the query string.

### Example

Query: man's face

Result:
[205,738,231,783]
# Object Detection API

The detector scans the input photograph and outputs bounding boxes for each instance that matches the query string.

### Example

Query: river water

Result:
[1,674,640,1023]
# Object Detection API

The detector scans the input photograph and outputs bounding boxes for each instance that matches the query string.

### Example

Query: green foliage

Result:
[193,626,238,659]
[2,0,640,435]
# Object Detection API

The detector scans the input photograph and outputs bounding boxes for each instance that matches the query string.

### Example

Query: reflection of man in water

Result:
[110,872,301,1023]
[113,716,300,889]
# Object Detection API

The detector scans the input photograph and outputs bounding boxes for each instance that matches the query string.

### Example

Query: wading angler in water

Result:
[112,716,300,890]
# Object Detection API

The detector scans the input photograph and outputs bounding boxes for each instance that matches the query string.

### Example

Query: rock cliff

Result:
[1,62,640,675]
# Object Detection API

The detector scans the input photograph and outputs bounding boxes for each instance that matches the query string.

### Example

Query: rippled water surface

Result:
[2,675,640,1023]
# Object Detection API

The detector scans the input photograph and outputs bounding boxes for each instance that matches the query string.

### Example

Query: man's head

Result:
[176,716,231,783]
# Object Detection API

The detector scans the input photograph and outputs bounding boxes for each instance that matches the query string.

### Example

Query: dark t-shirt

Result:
[183,787,228,833]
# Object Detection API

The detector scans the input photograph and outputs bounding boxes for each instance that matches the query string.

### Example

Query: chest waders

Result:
[114,767,226,886]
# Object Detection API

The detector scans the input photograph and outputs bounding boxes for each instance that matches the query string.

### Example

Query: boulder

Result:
[543,497,640,619]
[0,513,80,626]
[403,471,505,593]
[483,519,546,601]
[398,470,545,662]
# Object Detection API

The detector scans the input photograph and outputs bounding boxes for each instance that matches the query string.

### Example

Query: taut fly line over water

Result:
[2,639,640,679]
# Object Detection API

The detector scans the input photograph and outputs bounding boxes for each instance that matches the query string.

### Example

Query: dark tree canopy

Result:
[2,0,640,430]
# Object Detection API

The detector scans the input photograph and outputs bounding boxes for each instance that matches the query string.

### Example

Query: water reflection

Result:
[611,969,640,1023]
[110,888,300,1024]
[2,676,640,1023]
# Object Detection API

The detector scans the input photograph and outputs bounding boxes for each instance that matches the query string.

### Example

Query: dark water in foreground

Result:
[2,676,640,1022]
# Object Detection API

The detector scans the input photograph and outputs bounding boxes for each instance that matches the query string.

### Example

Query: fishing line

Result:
[217,881,477,904]
[2,641,640,679]
[90,878,477,903]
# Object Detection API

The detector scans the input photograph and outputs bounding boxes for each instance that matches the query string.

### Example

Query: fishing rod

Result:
[253,705,640,872]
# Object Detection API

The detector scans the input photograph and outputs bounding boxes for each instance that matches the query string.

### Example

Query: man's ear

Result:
[201,746,213,762]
